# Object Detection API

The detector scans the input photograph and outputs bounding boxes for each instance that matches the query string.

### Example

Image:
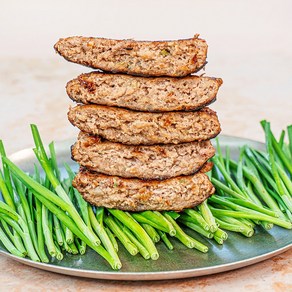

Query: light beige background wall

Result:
[1,0,292,153]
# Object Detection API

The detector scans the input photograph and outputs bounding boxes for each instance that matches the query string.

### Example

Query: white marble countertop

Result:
[0,1,291,291]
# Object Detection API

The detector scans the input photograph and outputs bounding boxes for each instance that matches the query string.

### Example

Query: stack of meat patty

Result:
[54,35,222,211]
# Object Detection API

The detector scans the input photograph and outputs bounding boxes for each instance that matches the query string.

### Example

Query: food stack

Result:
[54,35,222,211]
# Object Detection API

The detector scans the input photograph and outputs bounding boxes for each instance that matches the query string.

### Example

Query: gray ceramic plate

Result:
[0,135,291,280]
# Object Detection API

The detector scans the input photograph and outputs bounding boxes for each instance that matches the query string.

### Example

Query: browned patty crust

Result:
[71,132,216,180]
[68,105,221,145]
[66,72,222,112]
[72,168,215,211]
[54,35,208,77]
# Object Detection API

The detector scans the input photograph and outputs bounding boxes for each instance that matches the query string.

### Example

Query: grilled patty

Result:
[71,132,215,180]
[73,167,215,211]
[66,72,222,112]
[68,105,221,145]
[54,35,208,77]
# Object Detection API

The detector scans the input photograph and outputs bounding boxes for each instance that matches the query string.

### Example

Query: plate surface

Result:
[0,135,291,280]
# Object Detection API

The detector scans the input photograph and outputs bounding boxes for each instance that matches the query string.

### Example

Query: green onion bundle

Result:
[0,122,291,270]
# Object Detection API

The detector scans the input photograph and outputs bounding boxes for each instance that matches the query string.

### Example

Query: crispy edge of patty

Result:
[66,72,223,112]
[71,132,216,179]
[72,166,215,211]
[67,105,221,145]
[54,35,208,77]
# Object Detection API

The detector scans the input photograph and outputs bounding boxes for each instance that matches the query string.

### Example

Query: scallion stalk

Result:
[164,213,208,253]
[104,215,138,256]
[157,230,173,250]
[108,209,159,260]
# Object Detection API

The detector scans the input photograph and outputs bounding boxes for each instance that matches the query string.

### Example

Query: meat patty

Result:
[71,132,215,180]
[72,168,215,211]
[68,105,221,145]
[66,72,222,112]
[54,35,208,77]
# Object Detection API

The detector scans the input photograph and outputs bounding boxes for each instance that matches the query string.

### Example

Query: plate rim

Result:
[0,242,291,280]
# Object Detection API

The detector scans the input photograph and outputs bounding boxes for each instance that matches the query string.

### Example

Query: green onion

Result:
[104,215,138,256]
[0,202,40,261]
[287,125,292,158]
[108,209,159,260]
[105,226,118,252]
[178,219,214,239]
[12,177,39,256]
[54,241,64,260]
[212,156,245,197]
[0,224,24,257]
[141,223,160,243]
[198,201,218,233]
[3,157,101,246]
[214,228,228,241]
[211,178,245,200]
[0,172,15,211]
[157,230,173,250]
[32,191,118,269]
[164,213,208,253]
[116,220,150,260]
[0,141,14,201]
[226,197,278,217]
[88,207,122,269]
[34,197,49,262]
[209,206,292,229]
[68,242,78,255]
[261,120,292,175]
[42,205,56,257]
[138,211,176,235]
[215,218,244,233]
[131,213,168,233]
[183,209,210,231]
[228,159,284,218]
[74,238,86,255]
[53,215,63,246]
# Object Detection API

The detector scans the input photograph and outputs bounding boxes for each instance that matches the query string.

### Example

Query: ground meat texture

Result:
[66,72,222,112]
[54,35,208,77]
[72,168,215,211]
[71,132,215,180]
[67,105,221,145]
